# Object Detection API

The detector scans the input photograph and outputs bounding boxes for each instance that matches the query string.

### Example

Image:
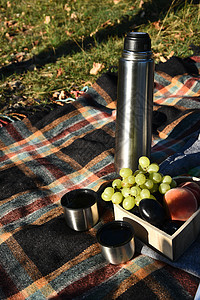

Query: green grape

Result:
[143,179,154,190]
[134,169,145,176]
[139,156,150,169]
[149,194,156,200]
[121,177,132,188]
[134,170,140,176]
[112,179,122,189]
[159,183,171,194]
[135,173,146,185]
[140,183,146,189]
[170,179,177,188]
[119,168,133,178]
[130,186,141,197]
[138,164,146,172]
[121,187,131,198]
[111,192,123,204]
[140,189,151,199]
[149,172,162,183]
[150,183,158,193]
[101,192,112,201]
[122,196,135,210]
[135,195,142,206]
[147,163,159,173]
[104,187,114,197]
[127,175,135,185]
[162,175,172,184]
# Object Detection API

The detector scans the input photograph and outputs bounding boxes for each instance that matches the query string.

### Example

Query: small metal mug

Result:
[61,189,99,231]
[96,220,135,265]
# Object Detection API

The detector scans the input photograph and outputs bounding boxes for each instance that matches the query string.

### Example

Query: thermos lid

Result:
[124,32,151,52]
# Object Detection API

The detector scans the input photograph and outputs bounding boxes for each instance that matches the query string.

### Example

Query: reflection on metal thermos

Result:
[115,32,154,173]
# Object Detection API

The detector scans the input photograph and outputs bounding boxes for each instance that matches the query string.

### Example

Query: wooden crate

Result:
[114,177,200,261]
[114,204,200,260]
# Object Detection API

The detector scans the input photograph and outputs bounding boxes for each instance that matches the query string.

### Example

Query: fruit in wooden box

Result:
[163,187,198,221]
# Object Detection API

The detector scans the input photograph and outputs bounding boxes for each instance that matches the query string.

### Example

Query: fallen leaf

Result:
[5,32,13,41]
[90,62,104,75]
[53,92,60,98]
[174,33,185,41]
[90,20,112,36]
[167,51,174,59]
[113,0,120,4]
[139,0,144,8]
[32,40,39,46]
[56,68,64,77]
[65,30,72,36]
[44,16,51,24]
[7,1,11,7]
[15,52,26,62]
[101,20,112,28]
[152,20,162,30]
[160,56,167,63]
[70,12,78,20]
[4,20,16,28]
[59,90,66,100]
[64,4,71,12]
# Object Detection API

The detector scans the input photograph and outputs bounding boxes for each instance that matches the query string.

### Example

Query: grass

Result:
[0,0,199,114]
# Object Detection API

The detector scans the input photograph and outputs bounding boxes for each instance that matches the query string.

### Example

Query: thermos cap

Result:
[124,32,151,52]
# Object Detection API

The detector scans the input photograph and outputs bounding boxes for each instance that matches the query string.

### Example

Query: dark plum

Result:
[139,198,166,226]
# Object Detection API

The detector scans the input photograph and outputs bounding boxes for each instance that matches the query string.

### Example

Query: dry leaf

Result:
[152,20,162,30]
[5,32,13,41]
[65,30,72,36]
[44,16,51,24]
[56,68,64,77]
[7,1,11,7]
[167,51,174,59]
[139,0,144,8]
[70,12,78,20]
[160,56,167,63]
[15,52,26,62]
[174,33,185,41]
[53,92,60,99]
[101,20,112,28]
[90,62,104,75]
[59,90,66,100]
[90,20,112,36]
[113,0,120,4]
[64,4,71,12]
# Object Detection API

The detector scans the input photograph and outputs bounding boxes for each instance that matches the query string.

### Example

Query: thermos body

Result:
[115,32,154,173]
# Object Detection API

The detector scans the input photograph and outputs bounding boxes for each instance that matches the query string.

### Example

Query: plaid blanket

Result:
[0,56,200,299]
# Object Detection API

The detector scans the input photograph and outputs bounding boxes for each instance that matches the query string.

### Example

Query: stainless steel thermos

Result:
[115,32,154,172]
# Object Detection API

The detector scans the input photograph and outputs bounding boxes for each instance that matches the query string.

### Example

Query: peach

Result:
[179,182,200,205]
[163,187,198,221]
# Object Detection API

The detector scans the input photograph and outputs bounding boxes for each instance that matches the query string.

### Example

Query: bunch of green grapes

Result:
[101,156,176,211]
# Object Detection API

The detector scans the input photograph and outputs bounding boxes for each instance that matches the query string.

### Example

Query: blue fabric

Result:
[159,132,200,177]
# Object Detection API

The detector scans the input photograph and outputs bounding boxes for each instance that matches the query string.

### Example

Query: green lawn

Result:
[0,0,199,113]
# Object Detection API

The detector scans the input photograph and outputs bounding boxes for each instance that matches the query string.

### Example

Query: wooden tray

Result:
[114,176,200,261]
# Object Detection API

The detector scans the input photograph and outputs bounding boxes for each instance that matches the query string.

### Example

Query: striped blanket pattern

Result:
[0,56,200,299]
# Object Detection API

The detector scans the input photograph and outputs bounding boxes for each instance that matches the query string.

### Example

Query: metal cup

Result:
[61,189,99,231]
[96,220,135,264]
